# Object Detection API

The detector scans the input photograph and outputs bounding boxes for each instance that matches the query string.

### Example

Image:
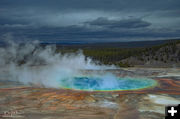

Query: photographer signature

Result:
[0,110,23,118]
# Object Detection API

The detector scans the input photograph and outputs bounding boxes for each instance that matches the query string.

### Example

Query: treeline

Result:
[56,40,180,67]
[83,48,144,66]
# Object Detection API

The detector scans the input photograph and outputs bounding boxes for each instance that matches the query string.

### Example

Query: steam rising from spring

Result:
[0,35,157,91]
[0,39,117,88]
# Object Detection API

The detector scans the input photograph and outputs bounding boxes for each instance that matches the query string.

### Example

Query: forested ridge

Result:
[57,40,180,67]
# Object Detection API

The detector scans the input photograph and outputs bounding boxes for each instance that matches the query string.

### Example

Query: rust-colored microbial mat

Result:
[0,77,179,119]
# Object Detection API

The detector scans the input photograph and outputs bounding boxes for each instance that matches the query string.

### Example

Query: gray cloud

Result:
[1,0,180,12]
[1,25,180,43]
[85,17,151,29]
[0,0,180,42]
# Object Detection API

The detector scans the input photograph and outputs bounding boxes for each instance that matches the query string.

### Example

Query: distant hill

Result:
[81,40,180,67]
[120,40,180,67]
[44,39,180,48]
[53,39,180,67]
[1,38,180,67]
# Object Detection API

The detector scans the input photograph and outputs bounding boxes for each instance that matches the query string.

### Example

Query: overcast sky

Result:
[0,0,180,43]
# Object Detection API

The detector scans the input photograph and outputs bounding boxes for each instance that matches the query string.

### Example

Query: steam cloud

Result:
[0,36,117,89]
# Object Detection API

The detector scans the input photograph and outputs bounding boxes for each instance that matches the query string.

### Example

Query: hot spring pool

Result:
[59,76,157,91]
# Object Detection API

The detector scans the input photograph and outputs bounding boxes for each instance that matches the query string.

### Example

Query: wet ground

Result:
[0,68,180,119]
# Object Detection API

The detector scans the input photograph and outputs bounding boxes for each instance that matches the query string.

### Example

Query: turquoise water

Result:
[59,76,157,91]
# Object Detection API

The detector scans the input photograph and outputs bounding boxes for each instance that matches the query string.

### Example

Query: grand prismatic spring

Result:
[59,76,157,91]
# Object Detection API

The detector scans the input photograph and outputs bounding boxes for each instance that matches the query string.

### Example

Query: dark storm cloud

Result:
[85,17,151,29]
[1,25,179,43]
[0,0,180,11]
[0,0,180,42]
